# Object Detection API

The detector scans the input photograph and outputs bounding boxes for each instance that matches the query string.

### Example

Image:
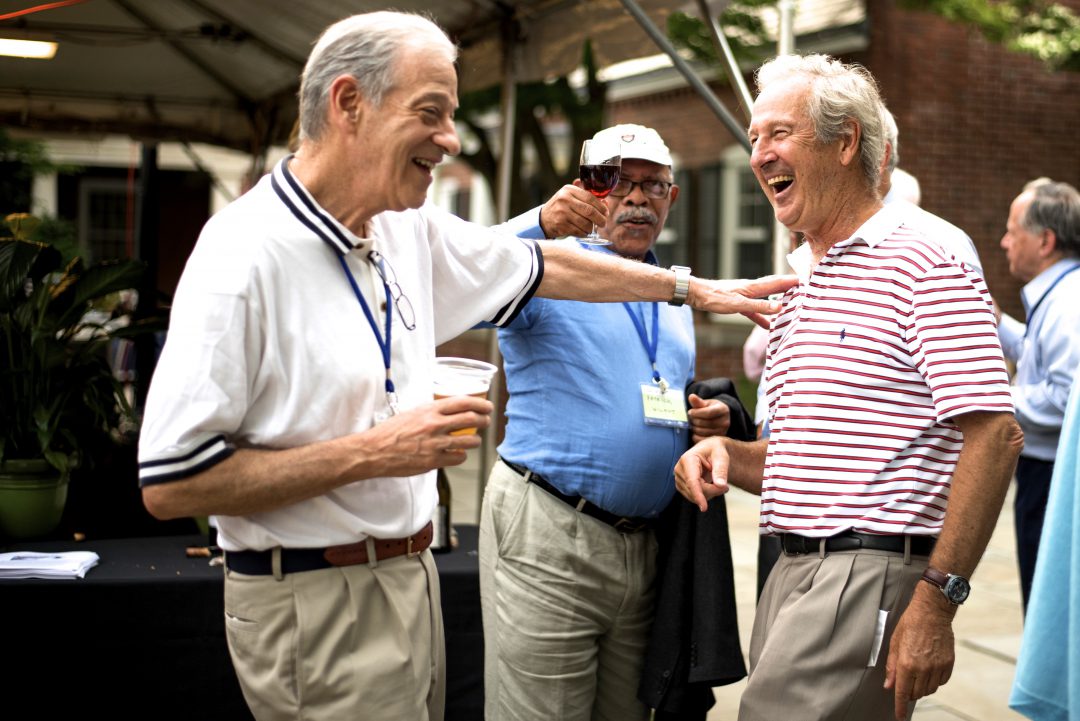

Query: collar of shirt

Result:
[1021,257,1080,316]
[786,242,813,284]
[785,205,900,284]
[272,155,374,256]
[851,202,905,248]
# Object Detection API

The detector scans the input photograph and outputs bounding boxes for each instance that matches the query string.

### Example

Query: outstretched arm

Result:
[536,241,795,316]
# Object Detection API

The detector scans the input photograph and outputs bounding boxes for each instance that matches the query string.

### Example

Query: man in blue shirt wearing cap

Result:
[480,124,731,720]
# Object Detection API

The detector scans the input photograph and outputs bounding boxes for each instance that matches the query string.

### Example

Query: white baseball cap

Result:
[592,123,673,167]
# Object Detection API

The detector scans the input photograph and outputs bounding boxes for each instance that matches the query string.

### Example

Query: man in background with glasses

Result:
[136,12,793,721]
[996,178,1080,613]
[483,124,737,721]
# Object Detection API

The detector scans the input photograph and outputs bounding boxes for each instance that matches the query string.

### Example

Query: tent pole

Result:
[693,0,753,122]
[133,142,160,413]
[480,16,519,505]
[617,0,750,151]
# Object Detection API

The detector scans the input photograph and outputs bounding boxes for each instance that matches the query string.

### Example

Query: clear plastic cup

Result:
[433,357,498,435]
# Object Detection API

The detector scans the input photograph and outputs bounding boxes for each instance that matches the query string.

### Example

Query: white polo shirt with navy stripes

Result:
[137,157,542,552]
[760,205,1013,538]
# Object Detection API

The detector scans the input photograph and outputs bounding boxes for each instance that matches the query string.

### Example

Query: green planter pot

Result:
[0,459,69,539]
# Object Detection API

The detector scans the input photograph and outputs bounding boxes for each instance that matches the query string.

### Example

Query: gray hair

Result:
[1022,180,1080,258]
[755,54,887,190]
[1024,176,1053,192]
[298,11,457,142]
[882,107,899,173]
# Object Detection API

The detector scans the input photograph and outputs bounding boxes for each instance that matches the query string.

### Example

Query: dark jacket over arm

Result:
[638,377,754,719]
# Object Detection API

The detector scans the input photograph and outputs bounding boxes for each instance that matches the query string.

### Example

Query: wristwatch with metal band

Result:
[921,567,971,605]
[669,265,691,306]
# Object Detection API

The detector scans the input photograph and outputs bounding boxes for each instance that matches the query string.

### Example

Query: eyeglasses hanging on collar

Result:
[367,250,417,331]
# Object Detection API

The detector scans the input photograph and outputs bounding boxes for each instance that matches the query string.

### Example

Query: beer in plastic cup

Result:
[433,357,498,435]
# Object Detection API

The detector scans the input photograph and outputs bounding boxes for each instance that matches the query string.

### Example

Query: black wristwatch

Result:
[669,265,691,306]
[921,567,971,605]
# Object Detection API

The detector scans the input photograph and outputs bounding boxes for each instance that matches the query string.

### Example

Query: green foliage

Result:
[0,219,154,476]
[29,215,80,265]
[666,1,775,70]
[457,41,608,216]
[900,0,1080,71]
[0,129,78,213]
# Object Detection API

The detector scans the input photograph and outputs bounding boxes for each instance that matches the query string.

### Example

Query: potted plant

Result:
[0,212,151,539]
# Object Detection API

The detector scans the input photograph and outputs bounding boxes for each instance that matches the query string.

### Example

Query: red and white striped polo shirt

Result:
[760,206,1014,537]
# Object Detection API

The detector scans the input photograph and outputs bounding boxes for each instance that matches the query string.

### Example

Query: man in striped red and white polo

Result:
[675,54,1023,721]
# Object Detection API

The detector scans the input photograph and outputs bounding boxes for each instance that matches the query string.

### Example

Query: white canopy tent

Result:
[0,0,746,155]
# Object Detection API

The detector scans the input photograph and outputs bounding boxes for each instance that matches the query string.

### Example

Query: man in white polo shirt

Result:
[136,11,793,721]
[675,54,1022,721]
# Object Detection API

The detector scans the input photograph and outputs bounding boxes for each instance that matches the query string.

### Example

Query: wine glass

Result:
[578,138,621,245]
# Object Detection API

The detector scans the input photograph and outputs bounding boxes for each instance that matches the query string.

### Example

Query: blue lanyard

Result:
[337,253,398,414]
[622,301,662,385]
[1025,263,1080,338]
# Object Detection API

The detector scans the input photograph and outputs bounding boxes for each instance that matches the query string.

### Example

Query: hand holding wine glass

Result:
[578,138,621,245]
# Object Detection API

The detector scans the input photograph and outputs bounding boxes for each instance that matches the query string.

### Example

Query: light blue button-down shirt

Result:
[494,209,696,518]
[999,258,1080,461]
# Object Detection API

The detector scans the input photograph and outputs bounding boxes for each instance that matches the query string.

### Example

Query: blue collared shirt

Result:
[999,258,1080,461]
[495,208,696,517]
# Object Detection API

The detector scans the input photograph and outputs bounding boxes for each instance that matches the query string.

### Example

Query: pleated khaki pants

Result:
[739,545,926,721]
[479,459,657,721]
[223,549,445,721]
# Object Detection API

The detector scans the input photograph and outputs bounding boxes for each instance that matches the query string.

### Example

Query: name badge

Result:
[640,384,689,429]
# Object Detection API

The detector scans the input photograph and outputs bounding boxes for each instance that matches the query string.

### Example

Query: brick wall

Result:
[859,0,1080,319]
[609,84,750,169]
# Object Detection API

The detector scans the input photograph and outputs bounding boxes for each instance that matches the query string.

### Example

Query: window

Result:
[720,146,772,281]
[78,178,134,262]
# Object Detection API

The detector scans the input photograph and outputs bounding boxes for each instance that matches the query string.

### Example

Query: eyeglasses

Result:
[367,250,416,331]
[609,178,672,199]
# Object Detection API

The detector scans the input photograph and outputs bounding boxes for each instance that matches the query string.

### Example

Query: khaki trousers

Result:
[223,548,445,721]
[739,544,926,721]
[479,459,657,721]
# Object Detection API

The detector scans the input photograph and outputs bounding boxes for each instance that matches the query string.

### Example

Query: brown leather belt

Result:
[225,521,433,575]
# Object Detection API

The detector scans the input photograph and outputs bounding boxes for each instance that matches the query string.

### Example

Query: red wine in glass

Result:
[578,138,621,244]
[580,163,620,199]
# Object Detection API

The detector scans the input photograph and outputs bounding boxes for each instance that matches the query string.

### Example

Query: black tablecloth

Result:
[0,526,483,720]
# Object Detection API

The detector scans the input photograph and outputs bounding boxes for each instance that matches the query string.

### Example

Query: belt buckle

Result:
[613,517,646,534]
[781,534,805,555]
[406,534,421,559]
